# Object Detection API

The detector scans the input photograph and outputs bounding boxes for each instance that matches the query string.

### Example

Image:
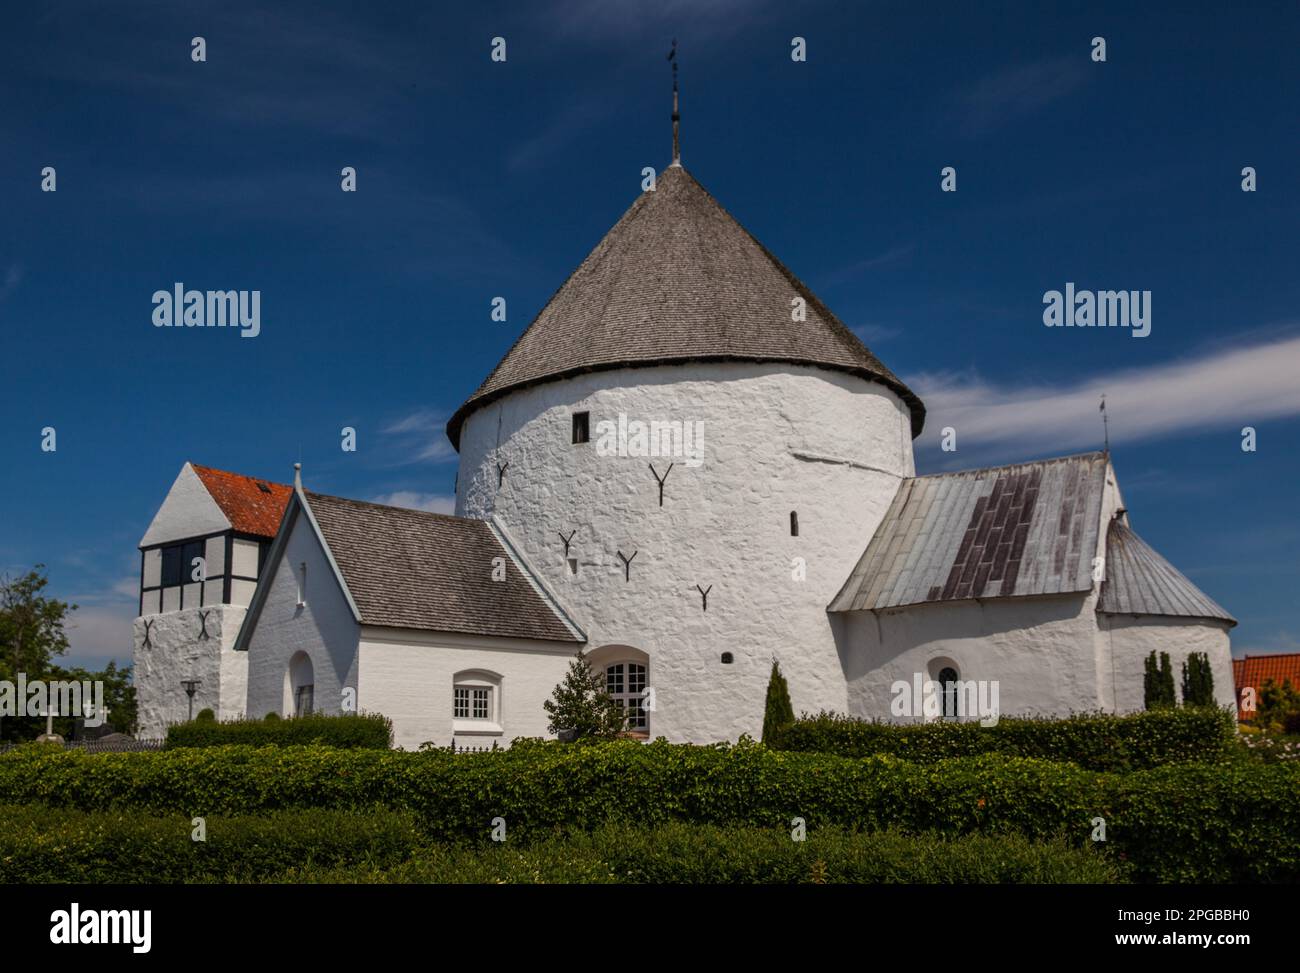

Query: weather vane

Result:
[668,39,680,165]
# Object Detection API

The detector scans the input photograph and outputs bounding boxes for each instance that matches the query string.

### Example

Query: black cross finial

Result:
[667,39,680,165]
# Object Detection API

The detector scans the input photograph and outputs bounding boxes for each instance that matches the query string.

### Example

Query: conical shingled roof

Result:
[446,164,925,448]
[1098,519,1235,626]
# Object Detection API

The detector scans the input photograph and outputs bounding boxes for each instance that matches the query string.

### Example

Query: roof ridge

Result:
[911,450,1108,480]
[303,490,469,523]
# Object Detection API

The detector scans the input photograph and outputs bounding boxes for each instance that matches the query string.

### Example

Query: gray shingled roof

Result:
[304,492,582,642]
[1098,519,1235,625]
[446,164,925,448]
[829,452,1109,612]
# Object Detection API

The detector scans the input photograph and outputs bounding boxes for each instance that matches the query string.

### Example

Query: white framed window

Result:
[453,670,503,736]
[605,662,648,732]
[454,686,491,720]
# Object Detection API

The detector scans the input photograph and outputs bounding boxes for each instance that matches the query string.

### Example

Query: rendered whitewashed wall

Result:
[456,362,915,743]
[139,463,230,546]
[132,605,247,738]
[243,506,360,718]
[358,627,578,750]
[1098,615,1235,712]
[837,594,1103,719]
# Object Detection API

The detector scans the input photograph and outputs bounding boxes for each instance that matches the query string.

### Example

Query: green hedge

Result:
[0,805,421,883]
[0,738,1295,881]
[278,821,1119,884]
[767,708,1237,771]
[164,712,393,750]
[0,808,1115,884]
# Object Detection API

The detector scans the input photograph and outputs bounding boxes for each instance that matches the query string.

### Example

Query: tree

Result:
[1158,652,1177,708]
[0,567,137,740]
[0,566,74,679]
[761,659,795,742]
[544,648,627,740]
[1143,651,1160,709]
[1181,652,1215,707]
[1255,678,1300,733]
[1144,651,1177,710]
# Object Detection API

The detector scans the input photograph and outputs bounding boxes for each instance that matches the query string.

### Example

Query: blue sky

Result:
[1,0,1298,669]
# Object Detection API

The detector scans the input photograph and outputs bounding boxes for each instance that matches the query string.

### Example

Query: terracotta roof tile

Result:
[1233,652,1300,721]
[191,465,292,538]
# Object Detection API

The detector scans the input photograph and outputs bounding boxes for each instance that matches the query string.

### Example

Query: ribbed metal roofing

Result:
[1098,519,1235,626]
[446,164,925,448]
[829,452,1109,612]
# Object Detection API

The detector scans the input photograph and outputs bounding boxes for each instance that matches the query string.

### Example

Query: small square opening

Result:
[572,411,590,445]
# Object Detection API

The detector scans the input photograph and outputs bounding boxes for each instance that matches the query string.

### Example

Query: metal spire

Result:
[668,39,680,166]
[1099,395,1109,453]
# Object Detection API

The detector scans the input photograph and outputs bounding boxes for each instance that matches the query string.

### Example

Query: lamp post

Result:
[180,679,202,721]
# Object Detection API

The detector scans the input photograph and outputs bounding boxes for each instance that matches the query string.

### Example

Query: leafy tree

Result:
[1255,678,1300,733]
[762,659,795,742]
[544,648,627,740]
[0,566,74,679]
[1181,652,1215,707]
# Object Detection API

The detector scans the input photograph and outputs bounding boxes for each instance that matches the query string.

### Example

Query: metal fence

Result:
[0,738,165,754]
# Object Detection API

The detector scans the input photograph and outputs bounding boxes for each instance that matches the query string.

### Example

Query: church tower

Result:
[449,150,924,741]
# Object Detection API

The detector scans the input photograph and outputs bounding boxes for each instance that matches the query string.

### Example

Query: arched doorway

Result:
[283,651,315,717]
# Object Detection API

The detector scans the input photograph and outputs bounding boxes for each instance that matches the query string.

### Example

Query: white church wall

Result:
[839,594,1104,720]
[139,463,230,547]
[132,604,247,738]
[1098,614,1236,713]
[242,506,360,719]
[357,627,577,750]
[457,362,915,743]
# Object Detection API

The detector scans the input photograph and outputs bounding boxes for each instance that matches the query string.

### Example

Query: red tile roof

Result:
[1233,652,1300,721]
[191,464,292,539]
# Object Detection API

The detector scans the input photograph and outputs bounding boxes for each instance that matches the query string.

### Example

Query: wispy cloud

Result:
[0,263,24,302]
[850,323,901,345]
[508,97,614,172]
[910,330,1300,464]
[371,491,455,514]
[821,244,916,288]
[534,0,777,42]
[954,55,1089,136]
[381,409,456,463]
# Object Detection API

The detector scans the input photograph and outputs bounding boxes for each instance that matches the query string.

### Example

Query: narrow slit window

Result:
[297,561,307,606]
[572,411,590,445]
[790,511,799,537]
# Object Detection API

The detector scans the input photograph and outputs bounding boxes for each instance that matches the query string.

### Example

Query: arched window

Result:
[605,662,648,732]
[937,666,959,719]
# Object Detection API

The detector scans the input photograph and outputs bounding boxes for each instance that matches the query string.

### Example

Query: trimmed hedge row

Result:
[277,821,1120,884]
[767,708,1237,771]
[0,805,421,883]
[0,739,1295,881]
[164,713,393,750]
[0,806,1115,884]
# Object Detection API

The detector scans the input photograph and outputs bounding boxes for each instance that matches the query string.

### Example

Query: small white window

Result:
[453,670,503,735]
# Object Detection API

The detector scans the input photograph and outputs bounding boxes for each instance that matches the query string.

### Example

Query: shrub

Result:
[0,805,421,883]
[0,737,1294,881]
[276,822,1120,884]
[761,660,795,743]
[543,648,626,740]
[164,712,392,749]
[194,708,216,723]
[766,708,1236,771]
[1181,653,1215,707]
